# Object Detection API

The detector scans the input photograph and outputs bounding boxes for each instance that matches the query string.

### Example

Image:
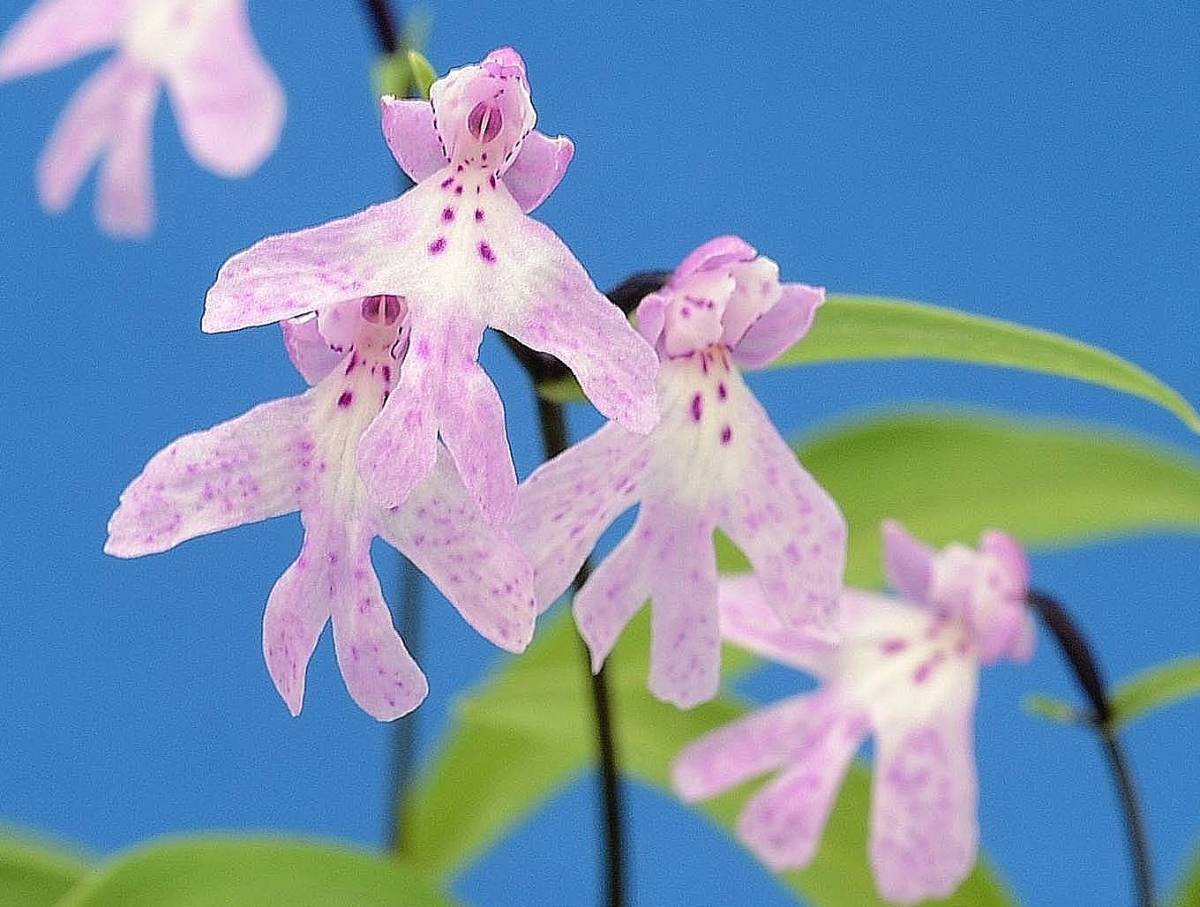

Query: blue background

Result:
[0,1,1197,904]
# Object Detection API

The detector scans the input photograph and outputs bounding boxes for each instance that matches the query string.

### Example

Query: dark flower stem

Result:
[535,395,627,907]
[1026,589,1155,907]
[362,0,402,54]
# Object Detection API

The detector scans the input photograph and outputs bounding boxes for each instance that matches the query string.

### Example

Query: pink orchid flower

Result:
[673,521,1035,904]
[0,0,284,237]
[202,48,659,524]
[514,236,846,708]
[106,294,536,721]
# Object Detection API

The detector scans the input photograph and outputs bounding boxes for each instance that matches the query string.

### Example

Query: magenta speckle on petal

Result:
[337,391,353,408]
[428,237,446,255]
[479,241,496,263]
[474,208,485,222]
[691,393,703,422]
[717,382,728,400]
[720,425,732,444]
[881,638,908,655]
[442,206,455,222]
[440,177,454,189]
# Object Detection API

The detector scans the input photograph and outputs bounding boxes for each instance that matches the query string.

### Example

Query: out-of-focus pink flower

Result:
[0,0,284,236]
[203,48,659,524]
[673,521,1034,903]
[106,295,536,721]
[514,236,845,708]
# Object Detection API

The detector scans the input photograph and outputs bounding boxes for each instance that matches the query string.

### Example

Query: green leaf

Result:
[788,409,1200,589]
[1110,656,1200,730]
[1170,846,1200,907]
[57,838,455,907]
[373,50,436,102]
[407,408,1200,900]
[539,294,1200,432]
[1024,694,1080,724]
[0,831,88,907]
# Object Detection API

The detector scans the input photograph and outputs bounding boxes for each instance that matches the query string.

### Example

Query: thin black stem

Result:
[536,395,626,907]
[362,0,401,54]
[387,560,423,853]
[1026,589,1155,907]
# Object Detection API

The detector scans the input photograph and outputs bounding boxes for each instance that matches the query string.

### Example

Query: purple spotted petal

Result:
[436,358,517,525]
[575,498,722,708]
[487,211,660,435]
[105,395,311,557]
[870,703,979,904]
[162,0,284,177]
[513,422,651,609]
[281,316,345,386]
[717,574,837,675]
[646,505,720,708]
[380,96,447,184]
[717,395,846,634]
[306,523,428,722]
[202,196,409,332]
[377,446,536,652]
[37,58,160,236]
[357,313,484,510]
[0,0,131,81]
[501,130,574,213]
[673,694,830,801]
[261,527,330,717]
[573,514,655,672]
[882,519,937,604]
[672,234,757,284]
[737,699,866,871]
[731,282,826,370]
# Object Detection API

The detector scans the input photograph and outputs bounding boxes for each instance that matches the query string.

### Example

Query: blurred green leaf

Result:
[1024,694,1080,724]
[1171,846,1200,907]
[1110,656,1200,730]
[408,408,1200,899]
[539,294,1200,432]
[777,410,1200,589]
[373,50,436,101]
[57,838,454,907]
[0,831,88,907]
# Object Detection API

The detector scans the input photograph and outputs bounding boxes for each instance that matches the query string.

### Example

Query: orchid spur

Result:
[514,236,847,709]
[673,521,1035,904]
[0,0,284,236]
[107,294,536,721]
[202,47,660,525]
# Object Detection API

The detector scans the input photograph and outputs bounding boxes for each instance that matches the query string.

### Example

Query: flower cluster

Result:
[0,23,1044,899]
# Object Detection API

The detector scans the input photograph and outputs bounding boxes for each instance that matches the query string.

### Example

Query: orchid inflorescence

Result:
[4,4,1185,904]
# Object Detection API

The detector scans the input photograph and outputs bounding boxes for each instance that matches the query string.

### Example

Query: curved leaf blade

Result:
[57,838,455,907]
[1110,656,1200,730]
[775,295,1199,431]
[0,831,88,907]
[538,295,1200,432]
[1171,846,1200,907]
[789,409,1200,588]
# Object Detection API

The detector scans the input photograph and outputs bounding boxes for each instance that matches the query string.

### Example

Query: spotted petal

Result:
[202,197,411,332]
[870,695,979,904]
[717,574,837,676]
[514,422,651,608]
[377,446,536,653]
[673,694,831,801]
[500,130,574,213]
[106,394,311,557]
[717,395,846,634]
[485,202,660,434]
[738,698,866,871]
